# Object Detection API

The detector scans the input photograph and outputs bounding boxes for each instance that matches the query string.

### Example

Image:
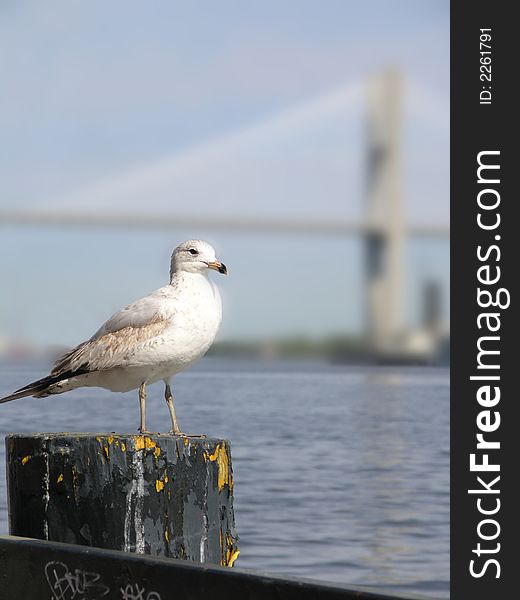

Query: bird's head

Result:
[170,240,228,280]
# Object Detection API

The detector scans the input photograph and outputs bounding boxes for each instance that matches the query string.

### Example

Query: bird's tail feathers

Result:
[0,370,87,405]
[0,375,58,404]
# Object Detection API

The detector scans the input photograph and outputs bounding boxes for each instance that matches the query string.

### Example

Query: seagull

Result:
[0,240,227,434]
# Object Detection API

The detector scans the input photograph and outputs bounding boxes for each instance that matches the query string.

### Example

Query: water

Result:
[0,359,449,599]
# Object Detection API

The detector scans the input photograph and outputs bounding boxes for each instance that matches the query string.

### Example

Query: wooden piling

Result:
[5,433,239,567]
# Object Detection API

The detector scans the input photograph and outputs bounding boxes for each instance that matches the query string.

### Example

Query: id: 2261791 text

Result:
[480,28,492,105]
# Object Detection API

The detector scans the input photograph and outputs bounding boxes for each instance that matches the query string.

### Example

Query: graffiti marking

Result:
[44,561,110,600]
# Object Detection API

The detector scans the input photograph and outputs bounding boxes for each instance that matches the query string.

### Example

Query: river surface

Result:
[0,359,449,598]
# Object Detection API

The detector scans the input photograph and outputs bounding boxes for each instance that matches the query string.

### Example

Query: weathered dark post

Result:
[5,433,238,567]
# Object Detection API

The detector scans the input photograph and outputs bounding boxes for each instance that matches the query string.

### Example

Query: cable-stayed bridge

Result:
[0,70,448,361]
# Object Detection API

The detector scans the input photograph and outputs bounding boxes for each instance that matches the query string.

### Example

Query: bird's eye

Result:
[188,248,198,255]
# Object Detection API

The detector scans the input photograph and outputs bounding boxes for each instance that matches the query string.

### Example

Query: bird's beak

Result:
[207,261,228,275]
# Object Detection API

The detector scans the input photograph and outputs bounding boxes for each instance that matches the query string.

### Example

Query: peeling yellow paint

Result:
[107,435,114,445]
[121,442,126,452]
[224,532,239,567]
[103,445,109,459]
[21,455,31,466]
[165,529,169,542]
[134,436,145,450]
[208,443,232,491]
[153,445,161,458]
[183,437,189,446]
[226,547,240,567]
[57,473,64,484]
[155,470,169,492]
[95,436,102,443]
[134,436,159,453]
[145,437,157,450]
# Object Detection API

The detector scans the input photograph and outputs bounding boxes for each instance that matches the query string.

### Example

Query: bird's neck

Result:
[169,270,209,286]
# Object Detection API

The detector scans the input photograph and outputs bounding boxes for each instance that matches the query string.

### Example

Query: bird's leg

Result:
[138,382,148,433]
[164,382,182,435]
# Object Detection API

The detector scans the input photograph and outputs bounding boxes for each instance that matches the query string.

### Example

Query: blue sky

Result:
[0,1,449,346]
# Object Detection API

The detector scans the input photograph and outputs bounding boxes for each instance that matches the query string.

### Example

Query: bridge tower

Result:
[364,69,404,353]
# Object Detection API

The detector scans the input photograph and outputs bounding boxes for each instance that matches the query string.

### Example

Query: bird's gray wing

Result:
[90,288,171,340]
[51,289,172,376]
